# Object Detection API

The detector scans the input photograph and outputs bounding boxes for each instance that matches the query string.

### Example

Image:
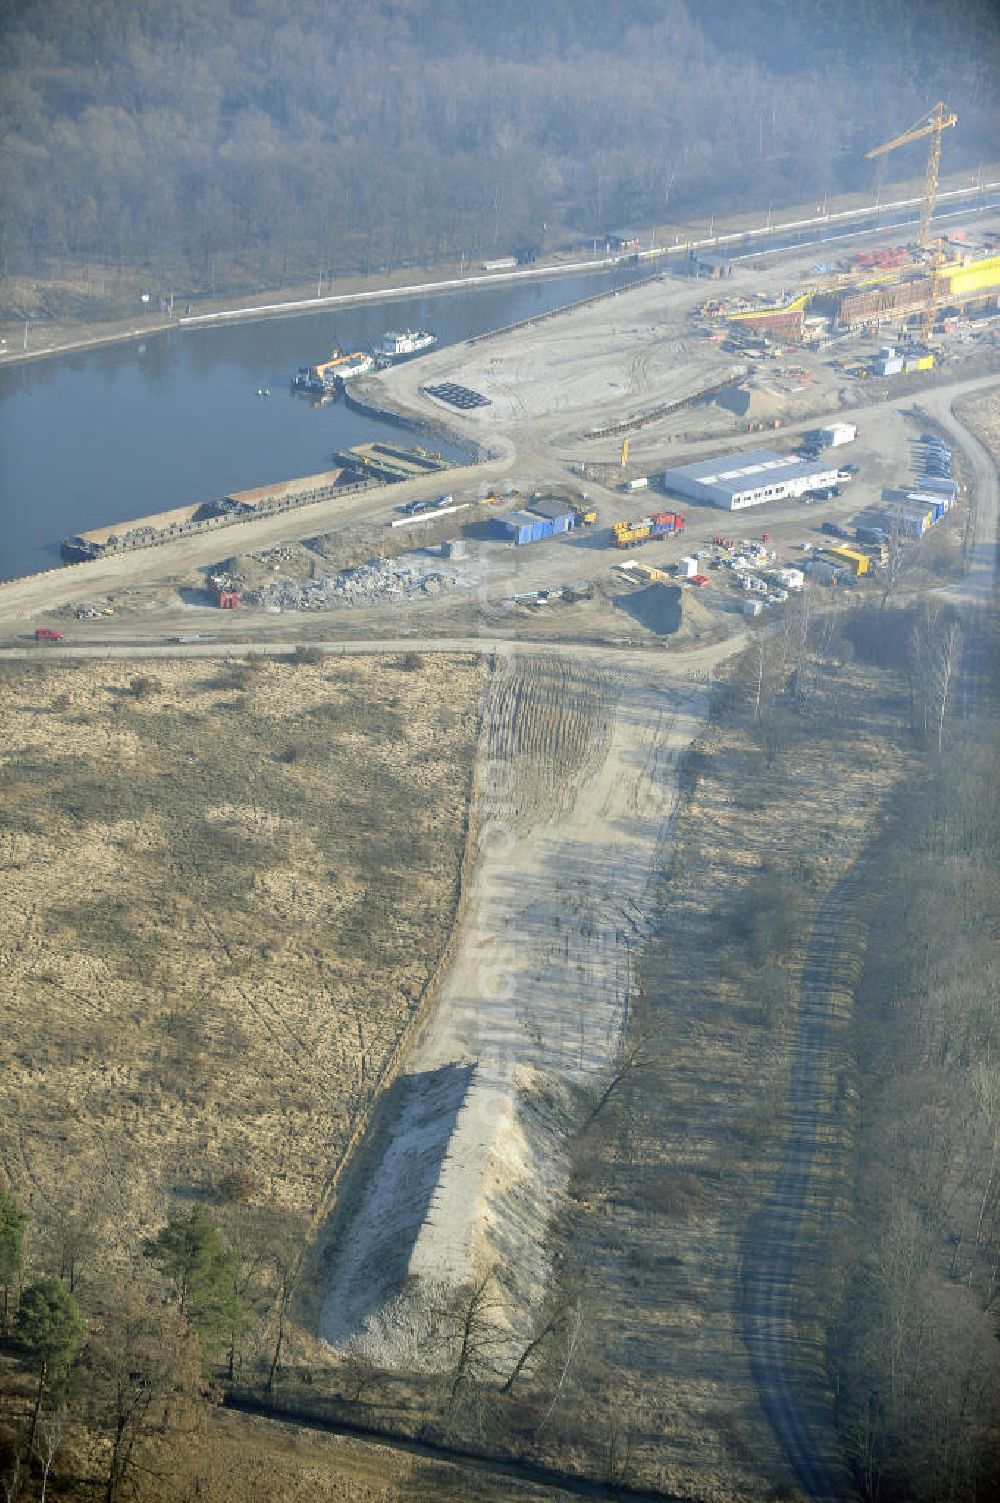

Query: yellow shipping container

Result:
[829,545,870,576]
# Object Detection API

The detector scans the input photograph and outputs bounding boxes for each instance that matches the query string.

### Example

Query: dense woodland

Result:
[1,0,999,298]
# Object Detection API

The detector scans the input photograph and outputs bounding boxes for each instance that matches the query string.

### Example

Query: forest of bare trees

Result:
[835,607,1000,1501]
[1,0,998,296]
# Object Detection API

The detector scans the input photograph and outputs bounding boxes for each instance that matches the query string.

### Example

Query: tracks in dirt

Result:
[740,872,860,1502]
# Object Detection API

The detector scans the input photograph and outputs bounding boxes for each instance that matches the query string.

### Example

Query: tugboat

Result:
[291,347,342,395]
[376,328,437,361]
[290,346,376,395]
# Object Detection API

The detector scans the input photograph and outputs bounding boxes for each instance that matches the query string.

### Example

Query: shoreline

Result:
[3,170,997,371]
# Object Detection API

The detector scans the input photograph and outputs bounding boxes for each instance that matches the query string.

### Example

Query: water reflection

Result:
[0,264,643,579]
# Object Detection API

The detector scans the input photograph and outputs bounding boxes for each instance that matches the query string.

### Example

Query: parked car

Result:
[401,497,435,515]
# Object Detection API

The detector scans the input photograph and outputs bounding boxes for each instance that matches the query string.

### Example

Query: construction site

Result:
[1,96,999,1503]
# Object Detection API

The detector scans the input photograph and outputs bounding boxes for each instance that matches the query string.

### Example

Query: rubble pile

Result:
[239,555,463,612]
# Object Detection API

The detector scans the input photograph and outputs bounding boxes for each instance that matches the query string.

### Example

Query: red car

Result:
[34,628,64,641]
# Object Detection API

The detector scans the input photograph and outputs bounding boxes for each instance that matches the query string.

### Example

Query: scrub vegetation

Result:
[0,652,483,1500]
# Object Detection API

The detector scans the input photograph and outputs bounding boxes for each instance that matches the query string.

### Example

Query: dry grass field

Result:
[0,652,483,1274]
[958,386,1000,460]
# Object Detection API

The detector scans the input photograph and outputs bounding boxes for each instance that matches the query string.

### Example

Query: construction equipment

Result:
[620,437,630,468]
[867,102,957,339]
[610,511,684,549]
[866,102,957,249]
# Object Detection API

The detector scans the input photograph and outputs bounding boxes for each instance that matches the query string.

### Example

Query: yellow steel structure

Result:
[866,101,957,249]
[620,437,630,468]
[728,291,812,321]
[945,254,1000,298]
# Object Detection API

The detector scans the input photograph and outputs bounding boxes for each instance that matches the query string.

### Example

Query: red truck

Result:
[34,628,64,641]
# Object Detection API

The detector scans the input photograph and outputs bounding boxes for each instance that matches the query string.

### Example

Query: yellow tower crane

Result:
[866,102,957,338]
[866,101,957,249]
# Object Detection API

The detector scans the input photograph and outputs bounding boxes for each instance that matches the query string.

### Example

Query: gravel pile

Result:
[240,555,460,611]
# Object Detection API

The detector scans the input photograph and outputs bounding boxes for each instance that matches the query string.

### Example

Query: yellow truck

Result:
[610,510,684,548]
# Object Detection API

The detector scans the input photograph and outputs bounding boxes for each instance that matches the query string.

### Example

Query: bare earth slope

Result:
[321,652,711,1366]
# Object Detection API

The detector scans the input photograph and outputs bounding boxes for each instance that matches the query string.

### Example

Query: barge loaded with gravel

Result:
[59,445,456,563]
[59,469,369,562]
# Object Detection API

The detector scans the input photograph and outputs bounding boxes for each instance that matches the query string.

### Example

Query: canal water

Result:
[0,264,645,580]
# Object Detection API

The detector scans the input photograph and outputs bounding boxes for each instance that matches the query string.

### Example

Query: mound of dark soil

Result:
[613,582,682,636]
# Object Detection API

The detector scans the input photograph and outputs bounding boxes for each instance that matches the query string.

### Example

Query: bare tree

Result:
[437,1272,507,1408]
[265,1249,303,1394]
[880,510,912,609]
[49,1201,100,1294]
[33,1405,68,1503]
[90,1293,200,1503]
[535,1304,585,1433]
[790,582,813,705]
[501,1288,581,1394]
[929,619,963,754]
[1,1459,22,1503]
[750,630,768,722]
[583,1023,660,1129]
[908,606,963,749]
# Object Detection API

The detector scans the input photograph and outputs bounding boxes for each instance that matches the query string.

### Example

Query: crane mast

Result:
[866,101,957,248]
[866,102,957,337]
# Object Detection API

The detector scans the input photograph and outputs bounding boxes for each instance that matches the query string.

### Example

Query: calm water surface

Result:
[0,266,644,579]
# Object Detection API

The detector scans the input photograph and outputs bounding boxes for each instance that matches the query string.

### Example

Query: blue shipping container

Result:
[492,510,563,545]
[918,476,957,499]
